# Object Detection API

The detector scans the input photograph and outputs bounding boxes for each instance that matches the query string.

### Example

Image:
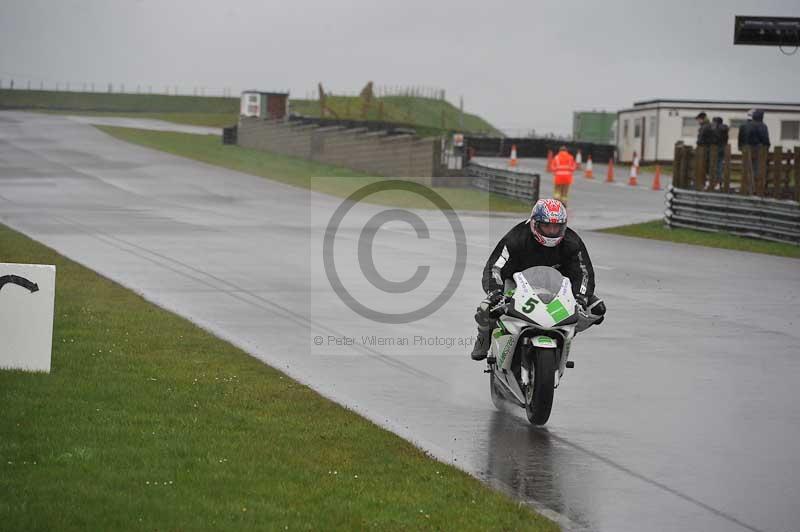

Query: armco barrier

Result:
[664,186,800,244]
[467,162,540,203]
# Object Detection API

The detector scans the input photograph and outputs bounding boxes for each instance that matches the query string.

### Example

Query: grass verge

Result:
[95,125,530,213]
[600,220,799,258]
[0,223,556,531]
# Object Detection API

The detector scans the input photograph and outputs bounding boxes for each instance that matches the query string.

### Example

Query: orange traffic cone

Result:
[606,157,615,182]
[628,163,638,186]
[509,144,518,168]
[576,149,583,169]
[652,164,662,190]
[546,149,554,173]
[584,155,594,178]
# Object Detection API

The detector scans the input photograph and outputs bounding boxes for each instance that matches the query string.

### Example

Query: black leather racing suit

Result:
[483,221,595,299]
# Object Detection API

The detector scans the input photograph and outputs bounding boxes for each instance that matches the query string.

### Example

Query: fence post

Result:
[680,144,690,188]
[740,146,752,195]
[755,146,768,197]
[781,147,792,199]
[673,143,684,188]
[694,145,707,191]
[723,144,732,193]
[681,146,692,189]
[708,145,718,190]
[770,146,783,198]
[793,146,800,203]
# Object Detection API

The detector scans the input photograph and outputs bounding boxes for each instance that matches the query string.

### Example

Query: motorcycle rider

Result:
[470,198,606,361]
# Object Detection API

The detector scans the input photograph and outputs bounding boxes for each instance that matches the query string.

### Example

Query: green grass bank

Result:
[291,95,500,136]
[0,223,556,531]
[0,89,239,113]
[600,220,799,258]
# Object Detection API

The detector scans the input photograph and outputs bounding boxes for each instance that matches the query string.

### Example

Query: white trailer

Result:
[616,99,800,163]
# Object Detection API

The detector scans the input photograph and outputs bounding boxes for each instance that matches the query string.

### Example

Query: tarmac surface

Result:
[2,112,799,532]
[473,156,670,230]
[63,114,222,136]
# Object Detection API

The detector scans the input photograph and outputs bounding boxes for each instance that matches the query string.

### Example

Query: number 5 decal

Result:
[521,297,536,313]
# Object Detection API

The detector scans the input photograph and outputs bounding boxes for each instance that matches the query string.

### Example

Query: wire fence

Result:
[300,85,446,101]
[0,78,446,103]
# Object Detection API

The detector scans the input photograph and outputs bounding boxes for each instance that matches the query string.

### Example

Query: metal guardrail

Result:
[466,162,540,203]
[665,185,800,244]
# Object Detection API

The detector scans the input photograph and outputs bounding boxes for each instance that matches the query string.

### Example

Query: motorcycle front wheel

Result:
[526,348,555,425]
[489,372,505,411]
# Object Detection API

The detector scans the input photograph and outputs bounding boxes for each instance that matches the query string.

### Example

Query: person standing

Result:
[696,112,716,146]
[748,109,770,148]
[552,146,576,206]
[695,112,715,187]
[711,117,729,189]
[747,109,771,191]
[737,110,754,152]
[737,110,756,192]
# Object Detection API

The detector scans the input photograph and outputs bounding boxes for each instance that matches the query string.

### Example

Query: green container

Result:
[572,111,616,144]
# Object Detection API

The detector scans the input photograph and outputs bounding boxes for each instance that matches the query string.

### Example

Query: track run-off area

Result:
[1,112,799,532]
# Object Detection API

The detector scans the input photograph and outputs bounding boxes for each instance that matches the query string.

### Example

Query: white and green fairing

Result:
[490,269,579,391]
[510,270,578,331]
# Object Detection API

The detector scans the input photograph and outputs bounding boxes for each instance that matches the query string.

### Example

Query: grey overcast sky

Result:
[1,0,799,134]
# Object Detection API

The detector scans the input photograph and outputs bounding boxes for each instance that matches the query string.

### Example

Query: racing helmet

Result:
[529,198,567,247]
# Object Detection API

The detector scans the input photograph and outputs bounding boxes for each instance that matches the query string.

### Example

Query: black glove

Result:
[475,289,505,327]
[485,289,505,307]
[589,299,606,325]
[575,294,588,310]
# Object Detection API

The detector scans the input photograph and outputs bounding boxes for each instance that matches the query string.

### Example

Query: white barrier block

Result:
[0,263,56,373]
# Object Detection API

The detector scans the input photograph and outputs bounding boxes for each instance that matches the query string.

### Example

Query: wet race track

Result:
[2,113,799,532]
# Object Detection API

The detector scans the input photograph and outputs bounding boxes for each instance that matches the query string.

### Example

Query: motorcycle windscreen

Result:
[518,266,565,303]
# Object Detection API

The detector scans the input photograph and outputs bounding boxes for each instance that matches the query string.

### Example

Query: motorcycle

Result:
[486,266,600,425]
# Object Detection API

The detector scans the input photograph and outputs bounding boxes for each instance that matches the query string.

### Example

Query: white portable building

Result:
[616,99,800,163]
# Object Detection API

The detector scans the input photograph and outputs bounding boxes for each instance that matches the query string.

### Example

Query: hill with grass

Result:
[290,95,500,136]
[0,89,238,113]
[0,89,500,135]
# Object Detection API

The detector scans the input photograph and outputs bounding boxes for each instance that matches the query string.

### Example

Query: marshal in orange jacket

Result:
[552,149,577,185]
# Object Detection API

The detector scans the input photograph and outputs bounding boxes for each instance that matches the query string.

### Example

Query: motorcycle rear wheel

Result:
[526,348,555,425]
